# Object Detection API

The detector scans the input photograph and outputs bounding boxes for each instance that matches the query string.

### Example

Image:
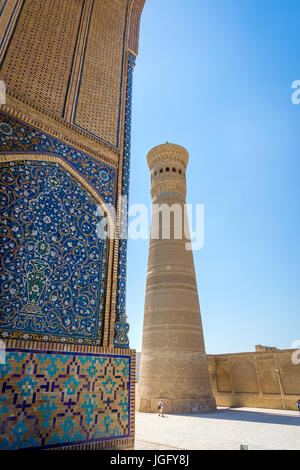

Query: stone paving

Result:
[135,407,300,450]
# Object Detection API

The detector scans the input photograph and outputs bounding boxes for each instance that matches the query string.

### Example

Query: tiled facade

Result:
[0,0,145,449]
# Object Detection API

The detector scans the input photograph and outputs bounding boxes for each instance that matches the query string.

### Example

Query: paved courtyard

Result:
[135,407,300,450]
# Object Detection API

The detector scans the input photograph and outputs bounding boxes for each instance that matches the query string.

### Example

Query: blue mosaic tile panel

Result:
[0,161,108,344]
[0,346,132,449]
[0,111,117,207]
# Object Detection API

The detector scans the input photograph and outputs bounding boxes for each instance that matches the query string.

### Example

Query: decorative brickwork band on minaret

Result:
[136,143,216,414]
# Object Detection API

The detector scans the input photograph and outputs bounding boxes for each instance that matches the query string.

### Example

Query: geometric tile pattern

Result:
[0,111,118,207]
[114,53,136,348]
[0,160,108,344]
[0,341,135,450]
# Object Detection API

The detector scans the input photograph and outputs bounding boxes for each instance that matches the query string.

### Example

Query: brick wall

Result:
[207,349,300,411]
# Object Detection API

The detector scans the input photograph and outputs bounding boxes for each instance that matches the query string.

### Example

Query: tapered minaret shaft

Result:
[136,143,216,414]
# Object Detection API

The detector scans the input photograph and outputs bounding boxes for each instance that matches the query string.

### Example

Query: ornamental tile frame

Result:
[114,52,136,349]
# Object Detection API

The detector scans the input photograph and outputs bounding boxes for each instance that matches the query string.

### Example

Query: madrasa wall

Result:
[207,348,300,411]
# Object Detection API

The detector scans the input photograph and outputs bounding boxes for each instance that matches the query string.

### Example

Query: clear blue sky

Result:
[126,0,300,354]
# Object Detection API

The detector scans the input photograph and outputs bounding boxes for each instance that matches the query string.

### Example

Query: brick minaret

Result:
[136,143,216,414]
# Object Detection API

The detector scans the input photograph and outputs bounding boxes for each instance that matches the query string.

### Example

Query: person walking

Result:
[158,399,165,417]
[297,399,300,415]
